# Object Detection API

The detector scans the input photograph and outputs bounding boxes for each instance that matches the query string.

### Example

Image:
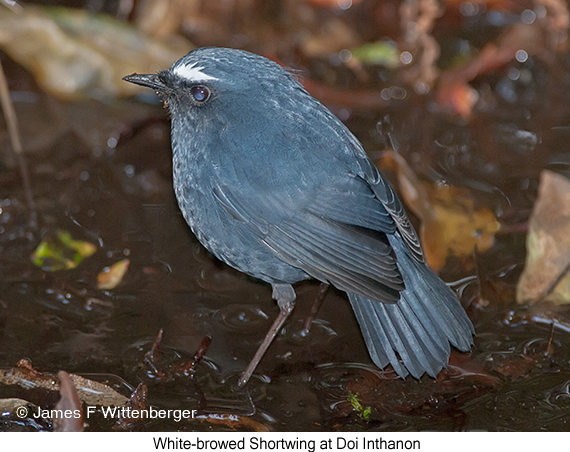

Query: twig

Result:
[144,328,165,379]
[0,59,37,229]
[180,336,212,376]
[546,321,556,357]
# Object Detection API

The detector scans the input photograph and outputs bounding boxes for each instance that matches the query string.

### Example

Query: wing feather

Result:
[214,182,405,303]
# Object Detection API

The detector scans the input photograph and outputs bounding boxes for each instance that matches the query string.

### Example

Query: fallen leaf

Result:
[436,82,479,119]
[0,5,192,100]
[31,230,96,271]
[0,360,129,407]
[517,170,570,304]
[0,398,42,422]
[351,41,400,68]
[53,371,84,432]
[378,151,500,270]
[97,258,130,290]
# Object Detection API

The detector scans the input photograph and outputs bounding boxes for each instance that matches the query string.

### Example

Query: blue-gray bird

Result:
[123,47,474,387]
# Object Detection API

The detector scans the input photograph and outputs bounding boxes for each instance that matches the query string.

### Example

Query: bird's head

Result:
[123,47,305,128]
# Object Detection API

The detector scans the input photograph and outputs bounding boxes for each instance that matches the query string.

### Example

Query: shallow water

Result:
[2,2,570,431]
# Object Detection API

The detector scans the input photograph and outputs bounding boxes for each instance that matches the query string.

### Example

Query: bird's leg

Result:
[300,282,329,337]
[238,284,296,388]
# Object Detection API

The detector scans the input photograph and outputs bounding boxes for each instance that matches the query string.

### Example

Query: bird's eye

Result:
[190,85,210,103]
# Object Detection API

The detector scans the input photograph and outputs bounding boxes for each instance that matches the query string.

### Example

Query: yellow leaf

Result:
[97,259,130,290]
[378,151,500,270]
[517,170,570,304]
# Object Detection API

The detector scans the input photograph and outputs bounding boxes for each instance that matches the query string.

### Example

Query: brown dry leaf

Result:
[53,371,84,432]
[517,170,570,304]
[68,374,129,406]
[0,5,192,100]
[97,258,130,290]
[379,151,500,271]
[0,360,129,407]
[436,82,479,120]
[0,398,35,415]
[0,398,47,425]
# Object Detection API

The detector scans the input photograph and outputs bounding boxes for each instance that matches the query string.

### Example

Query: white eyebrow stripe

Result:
[173,63,219,82]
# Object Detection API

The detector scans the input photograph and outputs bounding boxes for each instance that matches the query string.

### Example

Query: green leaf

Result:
[32,230,96,271]
[351,41,400,68]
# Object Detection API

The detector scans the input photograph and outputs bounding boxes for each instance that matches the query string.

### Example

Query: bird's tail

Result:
[348,235,474,378]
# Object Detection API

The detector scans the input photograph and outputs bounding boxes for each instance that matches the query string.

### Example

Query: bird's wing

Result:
[347,146,425,264]
[212,175,405,303]
[369,173,424,263]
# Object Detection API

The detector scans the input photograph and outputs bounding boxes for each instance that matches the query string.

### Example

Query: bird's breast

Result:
[170,140,309,285]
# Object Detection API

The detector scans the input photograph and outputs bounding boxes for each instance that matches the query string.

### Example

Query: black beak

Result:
[122,73,165,90]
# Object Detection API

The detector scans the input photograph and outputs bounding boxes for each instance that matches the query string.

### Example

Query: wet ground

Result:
[2,0,570,432]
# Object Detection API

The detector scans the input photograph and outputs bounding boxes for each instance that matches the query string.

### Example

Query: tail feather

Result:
[351,298,407,376]
[348,235,474,379]
[413,265,474,351]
